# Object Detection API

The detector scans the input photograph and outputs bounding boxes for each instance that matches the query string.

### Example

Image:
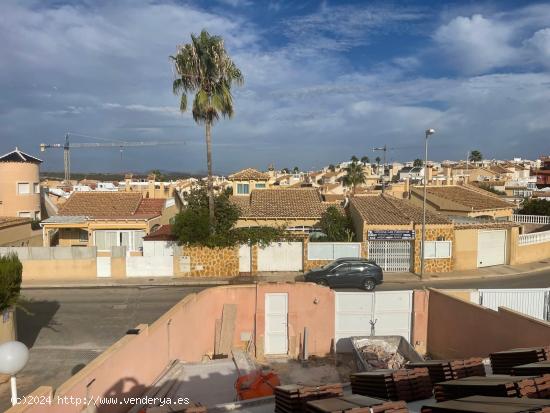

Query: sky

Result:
[1,0,549,175]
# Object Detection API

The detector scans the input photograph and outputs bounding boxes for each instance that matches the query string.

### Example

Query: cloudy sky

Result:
[1,0,549,174]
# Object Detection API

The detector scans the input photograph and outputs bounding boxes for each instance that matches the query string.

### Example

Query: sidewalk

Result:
[21,260,550,289]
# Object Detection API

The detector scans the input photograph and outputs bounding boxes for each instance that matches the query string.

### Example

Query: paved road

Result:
[2,270,549,410]
[0,286,205,411]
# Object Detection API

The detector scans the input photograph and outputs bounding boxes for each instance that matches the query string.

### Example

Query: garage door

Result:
[368,240,412,272]
[257,242,303,272]
[477,230,506,267]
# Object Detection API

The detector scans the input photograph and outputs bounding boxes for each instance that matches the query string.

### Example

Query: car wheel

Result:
[317,279,328,287]
[363,278,376,291]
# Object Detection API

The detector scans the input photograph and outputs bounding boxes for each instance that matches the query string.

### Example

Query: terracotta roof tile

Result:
[143,224,175,241]
[423,186,513,210]
[228,168,270,181]
[58,192,161,219]
[232,188,329,218]
[351,195,451,225]
[134,198,165,216]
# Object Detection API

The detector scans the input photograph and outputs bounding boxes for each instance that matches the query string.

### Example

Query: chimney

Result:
[124,173,133,192]
[147,173,155,198]
[404,177,410,194]
[427,165,433,183]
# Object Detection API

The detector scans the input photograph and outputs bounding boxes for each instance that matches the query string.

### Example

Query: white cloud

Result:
[524,28,550,66]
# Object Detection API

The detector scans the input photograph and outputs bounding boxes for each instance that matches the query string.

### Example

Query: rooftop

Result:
[231,188,335,218]
[0,147,42,164]
[57,192,163,220]
[351,195,451,225]
[421,186,513,211]
[228,168,270,181]
[0,216,31,230]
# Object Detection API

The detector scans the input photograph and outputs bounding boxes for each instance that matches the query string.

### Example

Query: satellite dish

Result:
[0,341,29,375]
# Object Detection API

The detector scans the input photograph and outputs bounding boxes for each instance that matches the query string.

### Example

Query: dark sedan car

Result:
[304,257,383,290]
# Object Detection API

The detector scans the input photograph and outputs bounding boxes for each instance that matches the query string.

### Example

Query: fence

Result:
[307,242,361,261]
[512,214,550,224]
[478,289,550,321]
[518,230,550,246]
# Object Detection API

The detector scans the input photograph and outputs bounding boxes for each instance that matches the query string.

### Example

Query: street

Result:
[2,270,549,410]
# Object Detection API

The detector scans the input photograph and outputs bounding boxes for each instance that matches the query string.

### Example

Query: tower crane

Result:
[40,133,181,182]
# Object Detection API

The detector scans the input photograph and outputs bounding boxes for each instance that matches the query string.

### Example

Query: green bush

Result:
[318,206,355,242]
[0,253,23,312]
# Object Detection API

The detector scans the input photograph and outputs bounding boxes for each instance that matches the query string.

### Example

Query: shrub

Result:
[318,206,355,242]
[0,253,23,312]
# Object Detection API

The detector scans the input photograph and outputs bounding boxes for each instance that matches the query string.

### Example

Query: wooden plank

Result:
[218,304,237,356]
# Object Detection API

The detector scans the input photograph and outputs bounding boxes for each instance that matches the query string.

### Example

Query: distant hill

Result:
[40,171,203,181]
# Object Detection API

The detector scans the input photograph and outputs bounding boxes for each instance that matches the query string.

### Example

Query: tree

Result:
[469,150,483,162]
[342,160,366,194]
[171,30,244,231]
[361,156,370,164]
[292,166,300,174]
[350,155,359,163]
[0,254,23,312]
[281,167,290,174]
[413,158,423,167]
[149,169,166,182]
[318,206,355,242]
[172,185,285,248]
[328,164,336,172]
[519,199,550,216]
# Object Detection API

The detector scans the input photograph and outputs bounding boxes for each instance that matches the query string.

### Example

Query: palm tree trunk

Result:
[205,120,215,230]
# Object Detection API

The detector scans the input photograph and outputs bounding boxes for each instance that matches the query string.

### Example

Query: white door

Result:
[258,242,303,272]
[96,257,111,278]
[477,230,506,267]
[239,244,251,273]
[265,293,288,354]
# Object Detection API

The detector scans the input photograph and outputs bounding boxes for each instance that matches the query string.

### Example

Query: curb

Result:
[22,280,231,289]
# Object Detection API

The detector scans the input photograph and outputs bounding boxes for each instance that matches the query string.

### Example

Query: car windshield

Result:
[322,261,338,270]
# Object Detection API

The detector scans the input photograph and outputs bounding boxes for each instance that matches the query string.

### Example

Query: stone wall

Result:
[413,225,454,273]
[175,246,239,277]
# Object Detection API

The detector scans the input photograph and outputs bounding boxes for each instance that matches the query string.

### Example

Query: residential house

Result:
[409,185,515,220]
[230,188,339,233]
[228,168,271,196]
[41,192,178,252]
[120,173,178,199]
[0,148,42,220]
[535,156,550,188]
[398,166,423,182]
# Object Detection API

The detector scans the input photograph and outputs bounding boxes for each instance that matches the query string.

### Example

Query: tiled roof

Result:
[232,189,330,218]
[423,186,513,211]
[228,168,270,181]
[229,196,251,215]
[0,217,31,230]
[351,195,451,225]
[143,224,176,241]
[57,192,161,219]
[490,165,511,174]
[0,148,42,163]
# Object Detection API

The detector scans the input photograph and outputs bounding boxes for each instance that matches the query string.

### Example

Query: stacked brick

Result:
[490,347,550,375]
[406,358,485,383]
[275,384,344,413]
[305,395,408,413]
[513,361,550,376]
[421,395,550,413]
[350,368,432,402]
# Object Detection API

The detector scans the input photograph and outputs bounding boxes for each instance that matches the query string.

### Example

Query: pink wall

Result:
[8,283,336,413]
[427,289,550,359]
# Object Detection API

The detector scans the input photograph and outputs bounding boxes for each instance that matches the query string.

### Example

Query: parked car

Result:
[304,257,383,290]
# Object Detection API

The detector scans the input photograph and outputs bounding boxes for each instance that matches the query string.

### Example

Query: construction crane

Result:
[40,133,181,182]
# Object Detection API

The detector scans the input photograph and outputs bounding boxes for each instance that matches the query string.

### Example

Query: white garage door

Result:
[477,230,506,267]
[257,242,303,272]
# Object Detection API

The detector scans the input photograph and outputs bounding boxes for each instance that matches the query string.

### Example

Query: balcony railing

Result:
[518,230,550,246]
[512,214,550,225]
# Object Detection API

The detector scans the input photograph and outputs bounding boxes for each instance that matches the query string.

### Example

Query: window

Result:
[423,241,452,259]
[18,183,30,194]
[34,183,40,194]
[94,230,145,251]
[79,230,89,242]
[237,183,249,194]
[255,183,266,189]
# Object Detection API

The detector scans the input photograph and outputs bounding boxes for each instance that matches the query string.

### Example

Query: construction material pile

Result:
[360,343,406,370]
[350,368,432,402]
[516,374,550,398]
[406,358,485,383]
[306,394,408,413]
[140,402,206,413]
[513,361,550,376]
[421,395,550,413]
[433,375,537,402]
[490,347,550,375]
[274,383,344,413]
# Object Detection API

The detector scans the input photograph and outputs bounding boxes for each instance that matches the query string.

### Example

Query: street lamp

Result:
[421,128,436,278]
[0,341,29,406]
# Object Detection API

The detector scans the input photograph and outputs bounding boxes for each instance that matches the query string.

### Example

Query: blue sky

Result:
[1,0,549,174]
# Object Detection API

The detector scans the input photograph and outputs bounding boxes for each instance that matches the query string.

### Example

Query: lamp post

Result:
[0,341,29,406]
[421,128,436,278]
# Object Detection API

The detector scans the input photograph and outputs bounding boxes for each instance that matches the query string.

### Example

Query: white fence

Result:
[513,214,550,224]
[126,256,173,277]
[308,242,361,261]
[518,230,550,246]
[478,289,550,321]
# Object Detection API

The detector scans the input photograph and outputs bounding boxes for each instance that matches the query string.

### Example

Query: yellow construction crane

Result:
[40,133,181,182]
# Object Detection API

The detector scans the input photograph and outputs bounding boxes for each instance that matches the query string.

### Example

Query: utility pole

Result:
[421,129,436,278]
[373,145,387,194]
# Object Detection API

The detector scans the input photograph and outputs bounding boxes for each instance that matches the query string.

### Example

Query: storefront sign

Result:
[367,230,415,240]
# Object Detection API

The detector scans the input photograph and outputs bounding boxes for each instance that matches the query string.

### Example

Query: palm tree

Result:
[350,155,359,163]
[413,158,423,167]
[171,30,243,228]
[361,156,369,165]
[293,166,300,174]
[342,160,366,194]
[375,156,381,173]
[469,150,483,163]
